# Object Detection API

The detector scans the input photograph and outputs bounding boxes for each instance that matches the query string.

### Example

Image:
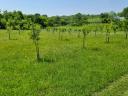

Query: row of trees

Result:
[5,20,128,62]
[47,19,128,48]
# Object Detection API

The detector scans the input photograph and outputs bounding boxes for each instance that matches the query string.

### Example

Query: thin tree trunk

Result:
[59,31,61,40]
[8,30,11,40]
[78,31,81,38]
[94,30,97,36]
[35,41,41,62]
[107,36,110,43]
[106,31,110,43]
[19,29,21,35]
[61,32,63,40]
[83,32,86,48]
[106,33,108,43]
[126,32,127,39]
[68,31,72,35]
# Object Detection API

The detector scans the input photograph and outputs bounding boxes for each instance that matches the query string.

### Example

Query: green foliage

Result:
[31,23,41,41]
[100,13,109,23]
[0,11,89,29]
[1,8,127,29]
[120,7,128,18]
[71,13,88,26]
[100,12,115,24]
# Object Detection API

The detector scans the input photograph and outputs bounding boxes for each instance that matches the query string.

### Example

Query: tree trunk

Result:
[8,31,11,40]
[126,32,127,39]
[19,29,21,35]
[83,32,86,48]
[95,31,97,36]
[77,31,80,38]
[59,31,61,40]
[35,41,41,62]
[107,36,110,43]
[106,31,110,43]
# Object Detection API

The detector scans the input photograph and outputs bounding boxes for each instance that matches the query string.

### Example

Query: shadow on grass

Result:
[82,47,102,51]
[62,38,70,41]
[9,38,18,40]
[91,47,101,51]
[36,57,56,64]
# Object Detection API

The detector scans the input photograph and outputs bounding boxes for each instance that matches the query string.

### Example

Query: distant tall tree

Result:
[100,13,111,23]
[0,11,6,29]
[120,7,128,19]
[60,18,68,26]
[37,15,48,28]
[122,20,128,39]
[72,13,88,26]
[48,16,61,27]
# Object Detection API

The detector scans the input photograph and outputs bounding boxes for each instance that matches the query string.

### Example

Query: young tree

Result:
[82,29,86,48]
[31,23,42,62]
[68,28,72,35]
[82,27,89,48]
[6,19,13,40]
[77,28,81,38]
[91,25,97,36]
[105,24,112,43]
[58,27,61,40]
[58,27,66,40]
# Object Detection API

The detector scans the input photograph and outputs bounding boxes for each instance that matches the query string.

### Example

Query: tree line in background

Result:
[0,10,88,29]
[0,7,128,30]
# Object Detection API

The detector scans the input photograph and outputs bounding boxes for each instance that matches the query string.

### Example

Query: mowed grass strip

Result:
[94,74,128,96]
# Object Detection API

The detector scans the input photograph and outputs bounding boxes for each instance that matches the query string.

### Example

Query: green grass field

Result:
[0,30,128,96]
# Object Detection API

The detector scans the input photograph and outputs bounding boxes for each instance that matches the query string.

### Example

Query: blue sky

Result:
[0,0,128,16]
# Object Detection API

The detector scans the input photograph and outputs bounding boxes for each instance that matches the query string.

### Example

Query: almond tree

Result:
[92,25,97,36]
[77,28,81,38]
[6,19,13,40]
[105,24,112,43]
[58,27,66,40]
[58,27,61,40]
[31,23,42,61]
[68,28,72,35]
[82,27,89,48]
